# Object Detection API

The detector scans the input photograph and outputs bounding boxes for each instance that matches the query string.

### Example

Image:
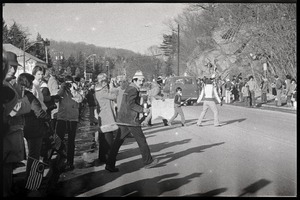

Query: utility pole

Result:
[44,39,50,64]
[106,61,110,79]
[23,38,26,72]
[177,24,180,76]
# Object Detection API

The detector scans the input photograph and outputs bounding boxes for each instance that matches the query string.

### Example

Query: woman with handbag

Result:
[94,73,118,164]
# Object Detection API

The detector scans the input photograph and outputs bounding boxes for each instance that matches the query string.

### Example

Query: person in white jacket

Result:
[196,75,222,127]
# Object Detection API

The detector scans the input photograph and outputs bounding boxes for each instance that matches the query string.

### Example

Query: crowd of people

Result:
[196,73,297,110]
[2,49,297,197]
[2,50,160,197]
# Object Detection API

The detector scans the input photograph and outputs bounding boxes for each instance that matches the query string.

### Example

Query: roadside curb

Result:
[222,101,297,114]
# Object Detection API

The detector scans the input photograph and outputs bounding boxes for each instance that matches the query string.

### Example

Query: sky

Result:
[3,3,188,54]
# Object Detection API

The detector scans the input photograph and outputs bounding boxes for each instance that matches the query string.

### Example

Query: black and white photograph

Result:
[2,1,297,197]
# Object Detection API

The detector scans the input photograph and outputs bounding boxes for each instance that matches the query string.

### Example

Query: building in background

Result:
[3,43,47,78]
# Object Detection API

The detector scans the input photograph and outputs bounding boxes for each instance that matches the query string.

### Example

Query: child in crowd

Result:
[242,84,250,107]
[168,87,186,126]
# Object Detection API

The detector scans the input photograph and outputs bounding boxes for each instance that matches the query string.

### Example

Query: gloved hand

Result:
[51,94,61,101]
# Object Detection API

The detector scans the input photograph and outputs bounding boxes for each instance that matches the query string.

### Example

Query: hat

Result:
[133,70,144,79]
[6,51,21,67]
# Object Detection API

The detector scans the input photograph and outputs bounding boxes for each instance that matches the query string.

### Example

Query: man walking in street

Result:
[105,70,159,172]
[196,75,222,127]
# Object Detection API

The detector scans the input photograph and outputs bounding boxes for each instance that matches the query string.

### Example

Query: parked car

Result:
[162,76,200,105]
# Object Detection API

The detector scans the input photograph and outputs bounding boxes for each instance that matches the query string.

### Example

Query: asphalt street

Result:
[41,102,297,197]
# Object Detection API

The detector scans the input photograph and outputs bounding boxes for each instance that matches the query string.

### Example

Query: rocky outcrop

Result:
[186,23,261,80]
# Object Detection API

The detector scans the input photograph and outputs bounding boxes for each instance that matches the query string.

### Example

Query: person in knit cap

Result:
[93,73,118,165]
[105,70,159,172]
[196,75,222,127]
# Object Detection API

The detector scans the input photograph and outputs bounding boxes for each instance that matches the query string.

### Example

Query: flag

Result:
[53,133,62,150]
[25,157,45,190]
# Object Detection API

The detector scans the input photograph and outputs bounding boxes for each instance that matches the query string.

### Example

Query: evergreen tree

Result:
[75,67,81,77]
[67,54,76,75]
[76,51,85,76]
[27,33,45,61]
[3,20,9,43]
[7,22,28,49]
[65,66,72,76]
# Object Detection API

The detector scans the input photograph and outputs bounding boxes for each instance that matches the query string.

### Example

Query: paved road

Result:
[48,104,296,197]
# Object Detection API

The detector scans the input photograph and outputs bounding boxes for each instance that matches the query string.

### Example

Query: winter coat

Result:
[56,82,83,122]
[261,81,269,93]
[47,75,60,95]
[3,81,31,163]
[94,84,117,132]
[285,79,292,96]
[40,81,56,112]
[23,90,50,139]
[290,82,297,96]
[247,79,257,92]
[116,83,144,126]
[275,78,284,90]
[225,81,233,90]
[242,86,250,97]
[174,93,182,107]
[115,87,126,113]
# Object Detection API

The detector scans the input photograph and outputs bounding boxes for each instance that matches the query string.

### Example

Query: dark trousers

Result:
[169,106,185,124]
[249,91,256,106]
[243,96,250,107]
[98,128,114,162]
[55,120,78,166]
[261,92,267,103]
[106,125,153,168]
[3,163,14,197]
[25,137,43,177]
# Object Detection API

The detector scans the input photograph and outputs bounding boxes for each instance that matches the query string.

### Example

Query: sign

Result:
[151,98,174,121]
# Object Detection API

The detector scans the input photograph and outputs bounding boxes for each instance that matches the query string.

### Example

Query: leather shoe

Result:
[144,158,159,169]
[105,165,119,172]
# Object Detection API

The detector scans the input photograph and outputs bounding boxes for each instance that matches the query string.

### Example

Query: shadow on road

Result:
[92,172,202,197]
[221,118,246,125]
[184,187,227,197]
[151,142,225,168]
[238,179,271,197]
[143,119,198,135]
[49,139,194,196]
[118,139,192,162]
